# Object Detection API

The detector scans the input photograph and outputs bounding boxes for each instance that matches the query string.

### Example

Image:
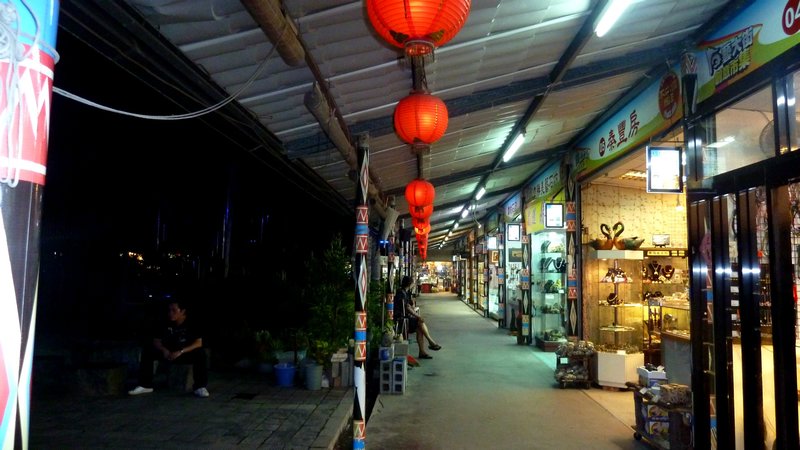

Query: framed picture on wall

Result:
[509,248,523,262]
[544,203,564,228]
[646,145,683,193]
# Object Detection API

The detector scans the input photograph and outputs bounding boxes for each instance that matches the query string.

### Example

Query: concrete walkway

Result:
[365,291,650,450]
[28,291,651,449]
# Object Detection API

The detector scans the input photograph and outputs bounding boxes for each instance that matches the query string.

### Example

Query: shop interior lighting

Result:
[675,194,685,212]
[453,221,459,229]
[502,133,525,162]
[595,0,632,37]
[461,208,469,219]
[705,136,736,148]
[475,186,486,200]
[619,170,647,180]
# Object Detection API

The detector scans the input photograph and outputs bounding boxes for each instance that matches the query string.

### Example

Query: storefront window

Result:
[789,71,800,154]
[700,86,774,180]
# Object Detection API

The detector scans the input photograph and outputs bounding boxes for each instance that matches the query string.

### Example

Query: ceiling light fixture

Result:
[475,186,486,200]
[705,136,736,148]
[453,222,459,229]
[502,132,525,162]
[461,208,469,218]
[595,0,632,37]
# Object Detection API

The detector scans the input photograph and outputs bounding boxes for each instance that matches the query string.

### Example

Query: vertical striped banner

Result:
[353,134,369,450]
[0,2,59,449]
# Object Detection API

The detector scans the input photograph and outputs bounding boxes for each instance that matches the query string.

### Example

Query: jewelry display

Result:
[648,261,661,282]
[553,257,567,273]
[661,265,675,280]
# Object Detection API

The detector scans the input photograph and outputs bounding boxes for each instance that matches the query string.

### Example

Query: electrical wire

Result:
[52,28,282,121]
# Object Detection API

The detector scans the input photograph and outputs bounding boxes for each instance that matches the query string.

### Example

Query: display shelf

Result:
[595,351,644,388]
[532,230,567,350]
[640,249,689,367]
[585,245,645,389]
[554,341,595,389]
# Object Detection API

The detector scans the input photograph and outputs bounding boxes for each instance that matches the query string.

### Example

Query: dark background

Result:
[36,27,354,357]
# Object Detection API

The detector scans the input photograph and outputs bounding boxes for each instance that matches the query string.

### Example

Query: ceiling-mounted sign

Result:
[646,145,683,193]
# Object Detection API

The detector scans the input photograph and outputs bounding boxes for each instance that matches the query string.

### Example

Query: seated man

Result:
[393,275,441,359]
[129,299,210,398]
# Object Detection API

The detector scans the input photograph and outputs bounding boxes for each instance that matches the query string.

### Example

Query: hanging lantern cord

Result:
[411,57,428,92]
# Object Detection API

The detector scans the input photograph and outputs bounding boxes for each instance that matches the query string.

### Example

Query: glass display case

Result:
[584,248,645,388]
[640,248,690,365]
[532,230,567,351]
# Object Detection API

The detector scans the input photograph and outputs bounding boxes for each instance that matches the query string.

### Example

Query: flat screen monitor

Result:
[507,223,521,241]
[646,145,683,193]
[545,203,564,228]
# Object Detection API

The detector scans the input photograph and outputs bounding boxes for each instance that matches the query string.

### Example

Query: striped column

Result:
[0,2,59,449]
[353,134,369,450]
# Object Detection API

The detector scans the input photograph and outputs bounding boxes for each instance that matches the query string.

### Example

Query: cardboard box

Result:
[641,404,669,421]
[637,366,668,387]
[645,420,669,439]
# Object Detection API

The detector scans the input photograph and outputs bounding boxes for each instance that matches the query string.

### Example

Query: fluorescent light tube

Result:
[502,133,525,162]
[475,186,486,200]
[595,0,632,37]
[453,222,459,229]
[461,208,469,218]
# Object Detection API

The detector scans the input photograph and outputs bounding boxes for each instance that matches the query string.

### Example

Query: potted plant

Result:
[253,329,281,373]
[301,234,355,388]
[305,339,336,390]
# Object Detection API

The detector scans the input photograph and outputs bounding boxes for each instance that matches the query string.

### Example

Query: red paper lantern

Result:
[405,178,435,208]
[412,216,429,230]
[366,0,471,56]
[409,204,433,220]
[394,92,449,146]
[414,223,431,235]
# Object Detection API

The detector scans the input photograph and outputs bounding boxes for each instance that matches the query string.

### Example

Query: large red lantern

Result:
[394,91,449,147]
[405,178,435,208]
[366,0,472,57]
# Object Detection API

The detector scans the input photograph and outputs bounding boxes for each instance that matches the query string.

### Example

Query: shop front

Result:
[681,2,800,447]
[523,161,568,350]
[568,1,800,448]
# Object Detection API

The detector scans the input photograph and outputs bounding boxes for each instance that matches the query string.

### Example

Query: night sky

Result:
[36,26,353,344]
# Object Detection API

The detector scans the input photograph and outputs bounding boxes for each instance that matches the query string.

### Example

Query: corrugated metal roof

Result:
[58,0,749,248]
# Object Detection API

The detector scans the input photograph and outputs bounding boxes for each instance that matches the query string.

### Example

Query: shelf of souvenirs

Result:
[661,328,691,341]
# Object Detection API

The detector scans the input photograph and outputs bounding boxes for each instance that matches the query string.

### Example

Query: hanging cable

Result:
[52,23,286,121]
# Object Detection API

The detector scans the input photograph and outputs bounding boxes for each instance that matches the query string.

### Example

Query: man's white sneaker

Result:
[128,386,153,396]
[193,387,210,398]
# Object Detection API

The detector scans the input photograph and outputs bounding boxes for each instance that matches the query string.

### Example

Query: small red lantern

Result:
[366,0,472,56]
[405,178,435,208]
[394,92,449,147]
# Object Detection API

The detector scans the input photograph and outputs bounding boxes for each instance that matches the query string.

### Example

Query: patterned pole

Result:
[565,165,579,338]
[0,2,59,449]
[518,232,531,344]
[353,134,369,450]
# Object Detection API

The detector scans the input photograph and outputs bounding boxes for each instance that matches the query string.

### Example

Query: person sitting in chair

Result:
[128,298,210,398]
[393,275,442,359]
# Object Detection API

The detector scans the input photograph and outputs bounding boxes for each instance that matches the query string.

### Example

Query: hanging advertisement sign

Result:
[523,161,564,233]
[573,69,682,180]
[692,0,800,106]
